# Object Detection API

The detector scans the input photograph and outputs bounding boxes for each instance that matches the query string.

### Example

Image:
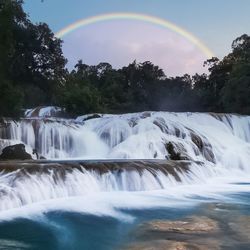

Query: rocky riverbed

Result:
[124,203,250,250]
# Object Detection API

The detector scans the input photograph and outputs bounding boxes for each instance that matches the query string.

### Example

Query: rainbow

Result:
[56,12,214,58]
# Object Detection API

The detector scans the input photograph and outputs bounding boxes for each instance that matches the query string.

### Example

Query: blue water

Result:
[0,188,250,250]
[0,207,194,250]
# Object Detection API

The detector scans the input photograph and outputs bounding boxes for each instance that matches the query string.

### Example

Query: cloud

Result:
[62,20,208,76]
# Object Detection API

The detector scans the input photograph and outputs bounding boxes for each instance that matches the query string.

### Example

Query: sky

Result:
[24,0,250,76]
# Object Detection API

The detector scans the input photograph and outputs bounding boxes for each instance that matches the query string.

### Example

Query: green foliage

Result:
[204,34,250,114]
[0,80,23,117]
[0,0,66,116]
[1,1,250,117]
[57,61,102,115]
[222,63,250,114]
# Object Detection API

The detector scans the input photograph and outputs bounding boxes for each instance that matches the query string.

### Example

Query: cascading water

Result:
[1,109,250,163]
[0,160,202,211]
[1,108,250,249]
[0,108,250,211]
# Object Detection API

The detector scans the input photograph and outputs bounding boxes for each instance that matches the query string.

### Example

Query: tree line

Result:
[1,0,250,117]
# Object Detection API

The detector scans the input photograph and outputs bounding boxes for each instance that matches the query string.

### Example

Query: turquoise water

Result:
[0,208,195,250]
[1,190,250,250]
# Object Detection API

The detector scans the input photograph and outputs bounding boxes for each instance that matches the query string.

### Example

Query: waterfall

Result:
[0,109,250,211]
[0,160,216,211]
[1,111,250,165]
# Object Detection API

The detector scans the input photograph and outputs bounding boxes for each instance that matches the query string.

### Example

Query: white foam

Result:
[1,111,250,219]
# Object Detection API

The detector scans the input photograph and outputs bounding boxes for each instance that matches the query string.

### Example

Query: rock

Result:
[128,118,138,128]
[165,142,181,160]
[203,148,215,163]
[153,118,169,133]
[153,152,158,158]
[142,216,218,234]
[190,132,204,151]
[82,114,101,121]
[189,131,215,163]
[125,217,221,250]
[174,128,181,137]
[0,144,32,160]
[140,112,151,119]
[32,148,46,160]
[32,149,39,159]
[126,240,220,250]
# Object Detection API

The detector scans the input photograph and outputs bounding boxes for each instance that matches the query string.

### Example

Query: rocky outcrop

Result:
[0,159,192,181]
[190,132,204,151]
[82,114,102,121]
[141,216,218,234]
[165,142,181,160]
[0,144,32,160]
[165,142,189,161]
[189,131,215,163]
[125,216,220,250]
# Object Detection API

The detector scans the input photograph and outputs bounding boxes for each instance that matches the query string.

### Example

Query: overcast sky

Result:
[24,0,250,76]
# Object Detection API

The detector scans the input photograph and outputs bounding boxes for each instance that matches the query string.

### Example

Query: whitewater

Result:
[1,107,250,249]
[0,108,249,213]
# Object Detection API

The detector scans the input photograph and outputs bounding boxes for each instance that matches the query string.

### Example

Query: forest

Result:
[0,0,250,117]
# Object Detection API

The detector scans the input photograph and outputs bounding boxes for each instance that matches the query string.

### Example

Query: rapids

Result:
[0,108,250,213]
[1,110,250,163]
[1,109,250,250]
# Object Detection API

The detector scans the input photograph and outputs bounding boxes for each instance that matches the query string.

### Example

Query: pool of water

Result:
[0,188,250,250]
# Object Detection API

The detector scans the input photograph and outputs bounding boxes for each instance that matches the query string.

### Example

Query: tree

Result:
[220,35,250,114]
[58,61,102,115]
[1,2,250,118]
[0,0,67,116]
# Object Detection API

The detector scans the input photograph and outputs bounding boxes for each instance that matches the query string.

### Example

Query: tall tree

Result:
[0,0,67,115]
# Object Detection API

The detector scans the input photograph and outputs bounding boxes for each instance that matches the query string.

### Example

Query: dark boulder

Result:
[82,114,102,122]
[165,142,190,161]
[190,132,204,151]
[165,142,181,160]
[32,148,46,160]
[0,144,32,160]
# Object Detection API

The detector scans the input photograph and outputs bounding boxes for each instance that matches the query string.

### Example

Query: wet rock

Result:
[190,132,204,151]
[0,144,32,160]
[126,240,220,250]
[140,112,151,119]
[0,159,192,182]
[142,216,218,234]
[82,114,101,121]
[174,128,181,137]
[126,216,221,250]
[203,148,215,163]
[165,142,184,161]
[189,131,215,163]
[153,118,169,133]
[32,149,46,160]
[128,118,138,128]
